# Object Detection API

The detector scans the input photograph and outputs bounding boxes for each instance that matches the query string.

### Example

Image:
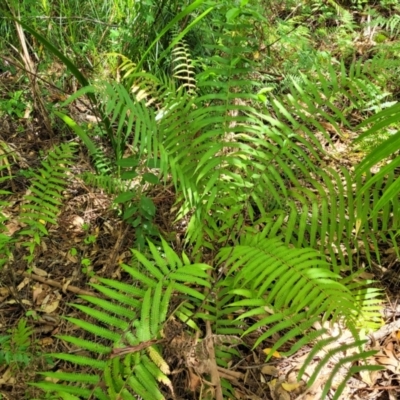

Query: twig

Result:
[22,272,97,297]
[368,319,400,342]
[205,319,224,400]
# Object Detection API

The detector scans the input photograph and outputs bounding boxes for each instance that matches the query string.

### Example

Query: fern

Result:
[18,143,75,263]
[35,237,381,400]
[32,239,211,400]
[34,4,394,398]
[171,36,197,94]
[374,13,400,37]
[0,148,13,269]
[0,318,35,368]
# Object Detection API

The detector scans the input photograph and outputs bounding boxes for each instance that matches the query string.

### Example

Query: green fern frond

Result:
[374,14,400,37]
[30,382,91,397]
[56,335,111,354]
[79,295,136,319]
[50,353,106,369]
[64,317,120,341]
[302,338,378,400]
[37,249,178,399]
[71,304,130,330]
[56,392,81,400]
[11,318,33,347]
[216,233,381,362]
[19,143,75,232]
[126,375,152,399]
[39,372,99,384]
[81,172,126,194]
[134,363,163,399]
[93,278,144,301]
[172,37,197,94]
[18,143,75,262]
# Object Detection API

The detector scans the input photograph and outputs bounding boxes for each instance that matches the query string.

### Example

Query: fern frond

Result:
[79,295,136,319]
[56,392,81,400]
[71,304,130,330]
[56,335,111,354]
[19,143,75,236]
[126,375,152,400]
[39,372,99,384]
[64,317,120,341]
[17,143,75,262]
[37,244,179,399]
[80,171,124,194]
[146,348,170,375]
[172,37,197,94]
[30,382,91,397]
[217,233,377,358]
[50,353,106,369]
[134,363,163,400]
[94,278,145,300]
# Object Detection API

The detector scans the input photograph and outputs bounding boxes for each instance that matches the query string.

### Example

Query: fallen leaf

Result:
[0,368,15,384]
[17,277,29,291]
[71,215,85,228]
[376,346,400,374]
[66,252,78,263]
[33,267,47,277]
[38,337,54,347]
[263,348,281,358]
[189,369,201,392]
[360,368,380,386]
[282,382,302,391]
[32,286,43,303]
[261,365,279,376]
[5,221,20,235]
[41,293,61,313]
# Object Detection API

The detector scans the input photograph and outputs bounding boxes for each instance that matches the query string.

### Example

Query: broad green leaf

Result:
[114,191,136,203]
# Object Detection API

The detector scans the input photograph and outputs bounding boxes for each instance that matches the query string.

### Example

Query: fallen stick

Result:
[22,272,97,297]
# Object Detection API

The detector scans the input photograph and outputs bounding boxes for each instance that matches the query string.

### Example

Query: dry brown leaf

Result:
[188,369,201,392]
[41,293,61,313]
[376,346,400,374]
[43,299,60,313]
[33,267,47,277]
[261,365,279,376]
[38,337,54,347]
[5,221,20,235]
[0,367,15,384]
[32,286,43,303]
[360,369,379,386]
[17,277,29,291]
[268,379,291,400]
[66,252,78,263]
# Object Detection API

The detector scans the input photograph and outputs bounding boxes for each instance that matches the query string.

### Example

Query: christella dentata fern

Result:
[18,143,76,263]
[33,2,392,399]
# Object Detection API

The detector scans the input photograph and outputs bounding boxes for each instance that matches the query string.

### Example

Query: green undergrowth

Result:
[1,0,400,399]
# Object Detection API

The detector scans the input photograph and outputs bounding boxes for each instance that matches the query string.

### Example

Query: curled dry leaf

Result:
[261,365,279,376]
